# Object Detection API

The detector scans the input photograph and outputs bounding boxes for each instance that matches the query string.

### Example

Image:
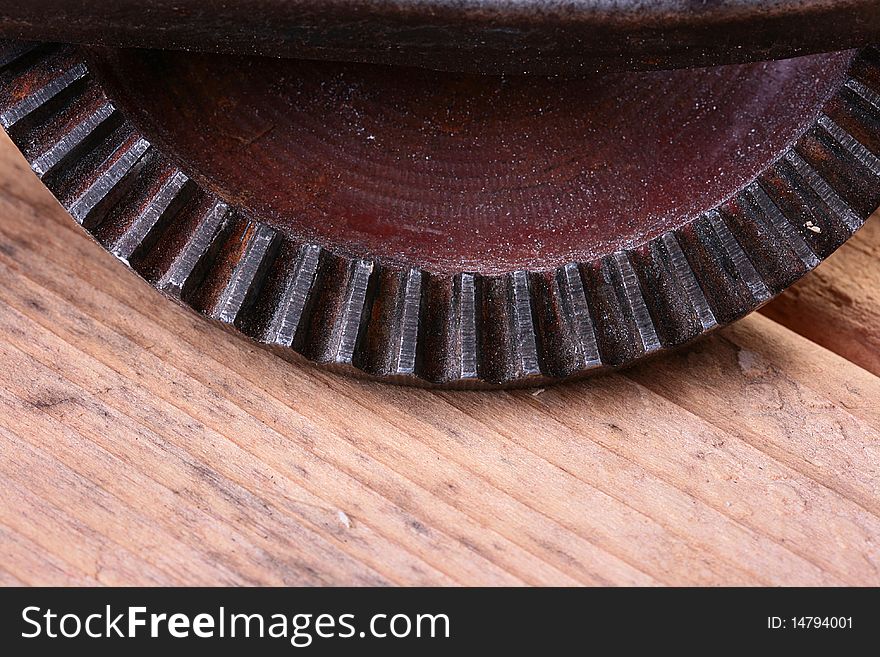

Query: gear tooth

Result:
[474,274,505,383]
[742,182,820,270]
[353,267,397,377]
[831,79,880,156]
[673,216,759,326]
[784,148,864,233]
[186,215,253,313]
[659,232,717,334]
[296,254,376,366]
[107,168,192,262]
[455,272,479,383]
[413,272,450,384]
[355,266,422,378]
[613,252,662,355]
[293,252,343,363]
[578,252,663,366]
[157,199,232,298]
[704,209,771,303]
[577,258,634,367]
[4,65,121,179]
[384,267,423,377]
[260,242,322,347]
[0,59,87,129]
[394,268,423,377]
[480,272,536,383]
[210,222,278,326]
[528,267,595,378]
[415,272,476,385]
[527,270,571,378]
[31,102,116,177]
[328,258,375,366]
[758,160,853,259]
[627,237,709,349]
[794,125,880,219]
[558,263,602,369]
[66,132,152,228]
[475,272,543,385]
[818,113,880,177]
[844,77,880,115]
[509,270,542,378]
[716,193,809,295]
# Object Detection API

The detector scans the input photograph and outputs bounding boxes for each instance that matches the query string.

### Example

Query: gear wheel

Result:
[1,41,879,387]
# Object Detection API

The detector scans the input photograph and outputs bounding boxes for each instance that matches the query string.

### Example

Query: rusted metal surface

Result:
[2,41,879,386]
[0,1,879,73]
[84,48,855,275]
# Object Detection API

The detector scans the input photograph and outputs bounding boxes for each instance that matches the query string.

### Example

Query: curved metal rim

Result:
[2,1,880,74]
[1,40,879,388]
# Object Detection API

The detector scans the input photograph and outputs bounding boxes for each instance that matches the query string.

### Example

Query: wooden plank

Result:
[763,217,880,376]
[0,522,95,586]
[0,131,879,585]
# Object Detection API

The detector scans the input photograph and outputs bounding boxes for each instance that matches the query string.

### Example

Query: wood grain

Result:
[0,130,878,586]
[762,217,880,377]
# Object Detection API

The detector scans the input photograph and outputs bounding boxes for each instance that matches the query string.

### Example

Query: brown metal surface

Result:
[0,1,879,74]
[86,48,853,275]
[2,42,880,386]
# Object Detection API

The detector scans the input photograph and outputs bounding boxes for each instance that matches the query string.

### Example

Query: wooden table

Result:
[0,130,878,586]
